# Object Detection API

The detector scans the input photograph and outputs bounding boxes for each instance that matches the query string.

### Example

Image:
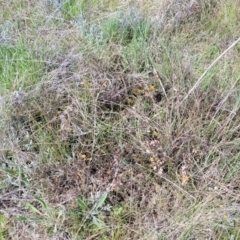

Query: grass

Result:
[0,41,44,93]
[1,0,240,239]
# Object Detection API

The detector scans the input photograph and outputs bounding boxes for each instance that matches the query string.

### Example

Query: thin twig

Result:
[161,175,196,202]
[153,68,168,100]
[181,36,240,104]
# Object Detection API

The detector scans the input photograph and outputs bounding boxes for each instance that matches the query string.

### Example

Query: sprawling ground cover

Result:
[1,0,240,239]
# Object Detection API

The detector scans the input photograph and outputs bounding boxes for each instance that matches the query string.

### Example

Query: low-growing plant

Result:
[18,197,65,235]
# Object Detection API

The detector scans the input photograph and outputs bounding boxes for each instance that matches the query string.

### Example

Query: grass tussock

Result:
[1,0,240,239]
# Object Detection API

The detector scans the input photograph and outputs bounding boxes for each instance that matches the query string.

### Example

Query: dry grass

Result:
[1,0,240,239]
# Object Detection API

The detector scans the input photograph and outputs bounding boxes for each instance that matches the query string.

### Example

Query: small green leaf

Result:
[95,192,108,210]
[35,197,51,215]
[92,216,107,229]
[91,210,100,216]
[17,216,43,222]
[113,206,123,216]
[17,216,29,221]
[35,197,47,209]
[24,202,42,215]
[77,198,88,211]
